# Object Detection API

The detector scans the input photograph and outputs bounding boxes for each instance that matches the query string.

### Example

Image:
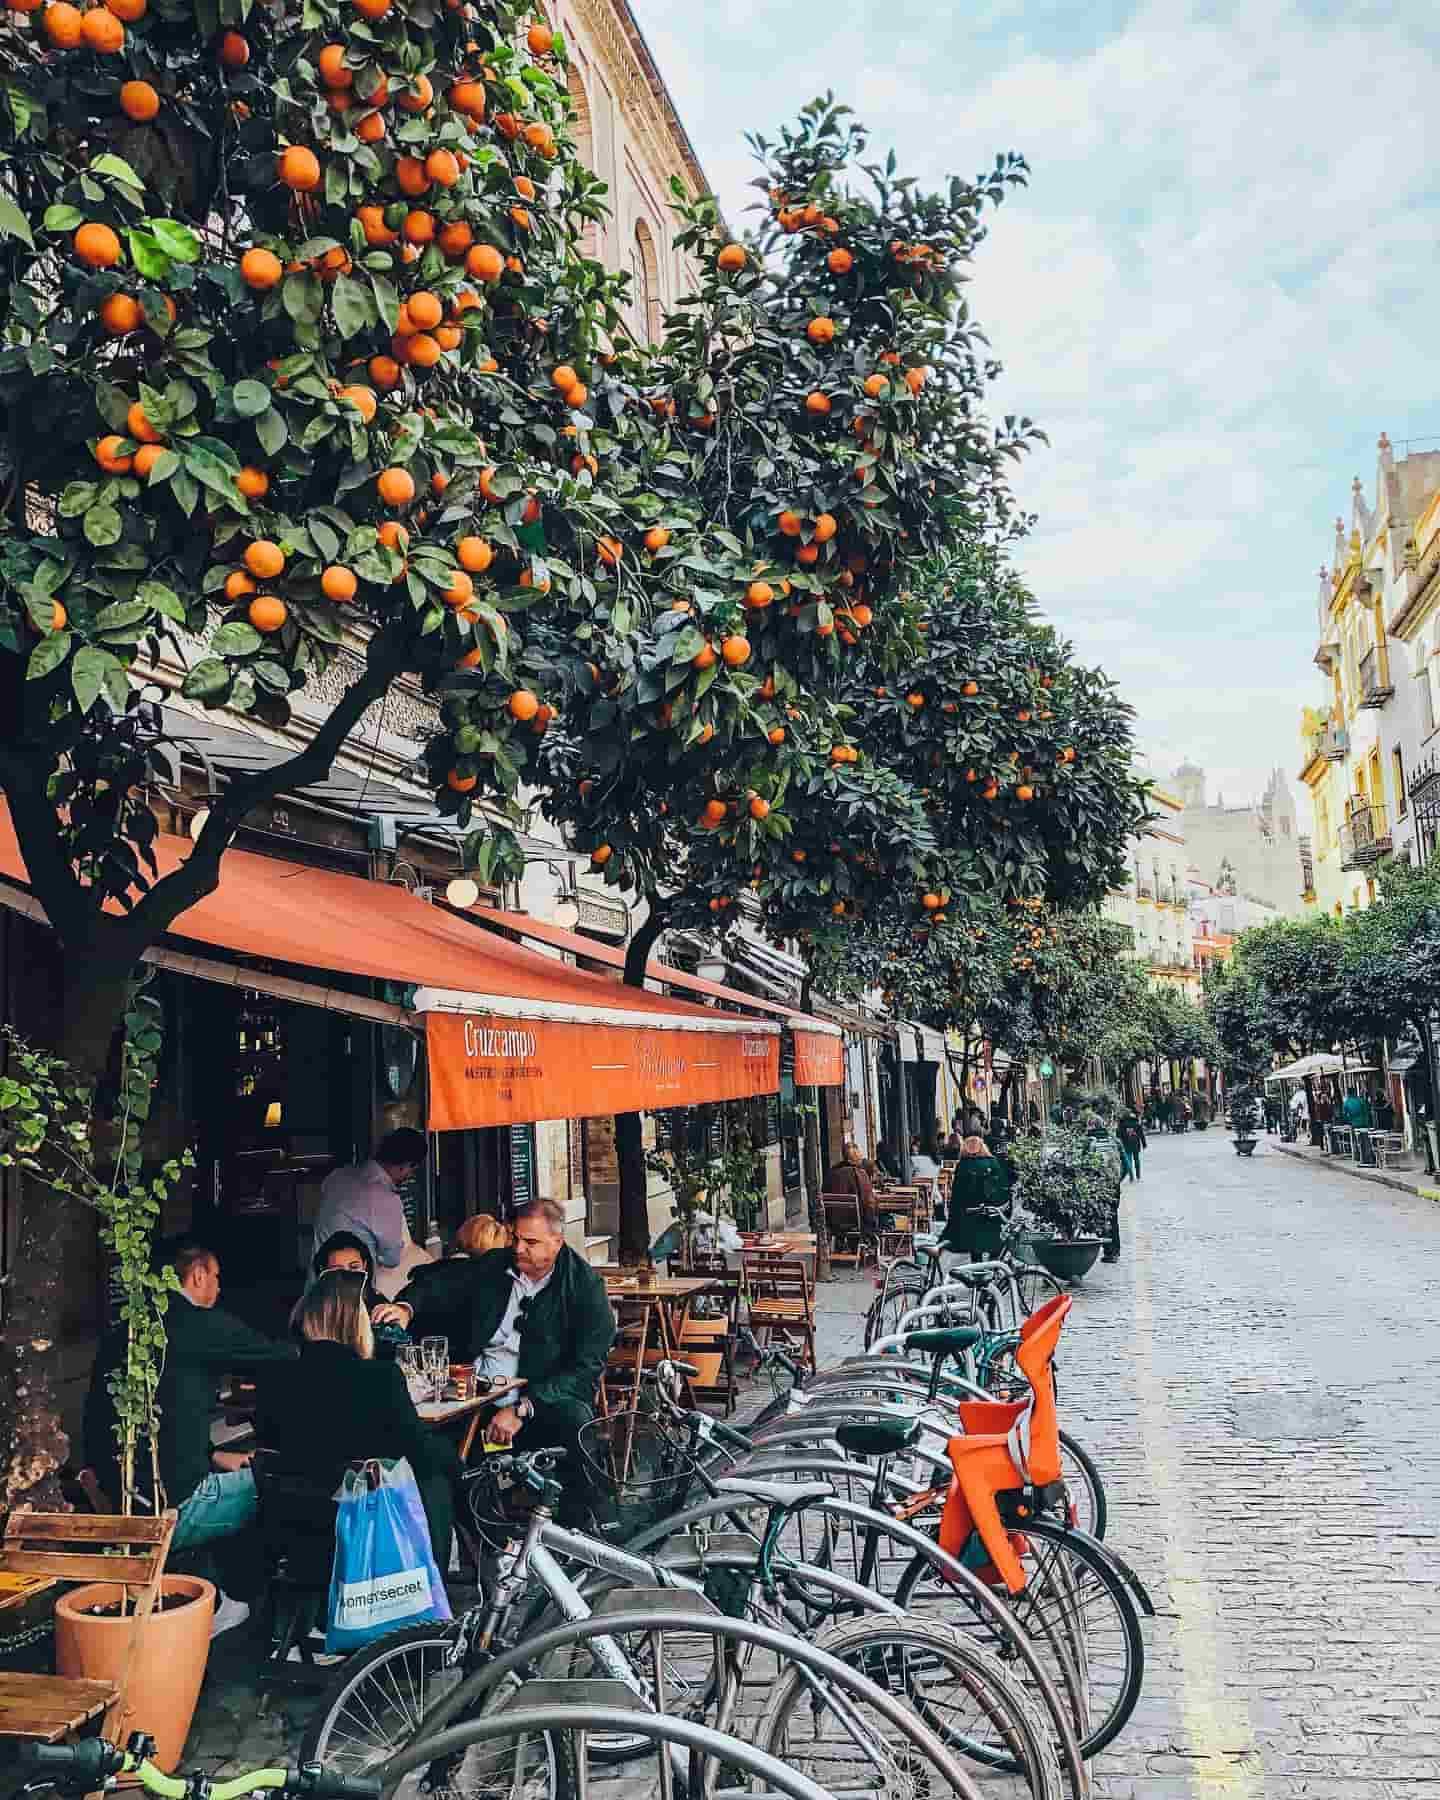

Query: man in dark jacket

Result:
[376,1198,614,1520]
[1117,1112,1147,1183]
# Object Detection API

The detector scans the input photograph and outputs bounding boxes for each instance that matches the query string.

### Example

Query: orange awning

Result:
[0,808,779,1128]
[474,905,845,1084]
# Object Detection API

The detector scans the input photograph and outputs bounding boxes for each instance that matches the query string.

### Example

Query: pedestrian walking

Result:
[1118,1110,1147,1182]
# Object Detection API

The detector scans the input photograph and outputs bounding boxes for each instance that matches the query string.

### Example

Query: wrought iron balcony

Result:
[1358,646,1394,709]
[1299,721,1349,779]
[1337,803,1393,871]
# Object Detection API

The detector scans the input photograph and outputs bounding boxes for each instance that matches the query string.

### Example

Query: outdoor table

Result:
[603,1275,721,1411]
[417,1374,525,1462]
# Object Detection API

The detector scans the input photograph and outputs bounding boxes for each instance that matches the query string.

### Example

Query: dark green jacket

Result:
[941,1157,1011,1255]
[398,1244,614,1414]
[84,1298,294,1508]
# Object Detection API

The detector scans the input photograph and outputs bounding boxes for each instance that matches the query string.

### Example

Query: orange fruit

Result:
[397,74,433,112]
[457,535,493,573]
[749,795,770,821]
[407,332,441,368]
[378,521,409,552]
[355,111,385,144]
[125,401,162,444]
[218,29,249,65]
[236,465,269,498]
[507,689,540,722]
[806,316,836,345]
[644,526,670,552]
[795,543,819,567]
[74,223,121,269]
[693,643,716,670]
[1016,784,1034,801]
[81,4,123,46]
[278,146,321,191]
[352,0,390,17]
[767,726,785,745]
[317,43,351,86]
[224,570,257,601]
[551,363,579,392]
[467,243,504,283]
[746,581,774,609]
[119,80,159,120]
[509,205,531,231]
[368,354,401,390]
[395,157,430,197]
[591,844,612,866]
[514,175,536,201]
[446,769,477,792]
[426,149,460,187]
[827,247,853,275]
[434,325,461,350]
[863,373,888,399]
[99,292,142,334]
[407,290,443,330]
[526,19,552,53]
[337,383,377,422]
[241,246,283,291]
[721,635,752,668]
[133,443,165,478]
[921,893,941,911]
[403,211,434,244]
[962,680,979,697]
[245,539,285,579]
[906,691,925,709]
[905,366,928,394]
[813,513,837,543]
[378,466,416,506]
[438,220,472,258]
[455,649,483,670]
[805,392,831,416]
[596,535,622,567]
[43,0,83,41]
[523,121,553,152]
[521,494,540,524]
[702,799,727,825]
[442,569,474,607]
[358,205,397,247]
[565,382,588,408]
[450,79,486,118]
[777,509,803,537]
[716,243,746,273]
[248,594,288,633]
[430,471,449,497]
[106,0,145,18]
[851,603,872,627]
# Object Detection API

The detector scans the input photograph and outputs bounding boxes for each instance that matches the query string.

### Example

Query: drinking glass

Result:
[421,1336,449,1402]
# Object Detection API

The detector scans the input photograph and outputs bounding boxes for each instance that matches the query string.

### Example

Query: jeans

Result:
[172,1468,258,1551]
[1119,1146,1141,1181]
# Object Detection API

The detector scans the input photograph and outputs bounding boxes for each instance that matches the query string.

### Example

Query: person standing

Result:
[1117,1111,1147,1183]
[312,1128,427,1278]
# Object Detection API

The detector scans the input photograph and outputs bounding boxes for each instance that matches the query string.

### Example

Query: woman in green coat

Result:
[940,1137,1012,1259]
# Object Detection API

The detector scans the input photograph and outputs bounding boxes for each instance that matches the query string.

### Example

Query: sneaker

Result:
[209,1593,251,1639]
[285,1644,344,1667]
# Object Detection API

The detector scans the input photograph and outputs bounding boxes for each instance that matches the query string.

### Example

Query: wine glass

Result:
[421,1336,449,1402]
[396,1343,424,1402]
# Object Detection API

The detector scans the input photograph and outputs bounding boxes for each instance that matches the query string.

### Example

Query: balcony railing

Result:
[1136,882,1155,901]
[1358,645,1395,709]
[1338,803,1393,871]
[1300,721,1349,777]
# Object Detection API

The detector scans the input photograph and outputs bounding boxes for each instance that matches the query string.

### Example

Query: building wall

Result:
[1173,764,1307,916]
[1104,786,1199,999]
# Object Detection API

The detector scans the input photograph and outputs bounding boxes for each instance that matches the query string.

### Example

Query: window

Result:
[1394,745,1408,818]
[629,219,661,344]
[566,68,598,259]
[1316,791,1330,852]
[1368,747,1385,825]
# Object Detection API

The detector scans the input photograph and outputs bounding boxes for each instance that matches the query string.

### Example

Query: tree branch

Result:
[623,890,673,989]
[0,747,92,941]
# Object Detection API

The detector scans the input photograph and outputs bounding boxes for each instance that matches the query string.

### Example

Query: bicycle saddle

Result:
[715,1477,834,1507]
[902,1325,983,1356]
[834,1416,921,1459]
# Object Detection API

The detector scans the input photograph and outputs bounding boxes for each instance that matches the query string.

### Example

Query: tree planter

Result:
[1029,1236,1105,1285]
[54,1575,214,1770]
[1233,1137,1258,1157]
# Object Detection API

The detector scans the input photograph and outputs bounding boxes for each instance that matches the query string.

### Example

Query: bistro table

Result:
[416,1375,525,1462]
[602,1274,722,1412]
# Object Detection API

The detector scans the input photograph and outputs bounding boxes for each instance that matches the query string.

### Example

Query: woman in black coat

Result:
[258,1271,458,1565]
[940,1137,1012,1260]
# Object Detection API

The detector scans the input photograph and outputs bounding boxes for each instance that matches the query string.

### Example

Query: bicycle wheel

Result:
[1057,1429,1107,1541]
[758,1613,1063,1800]
[864,1266,928,1348]
[1012,1264,1066,1317]
[893,1518,1144,1759]
[301,1623,573,1799]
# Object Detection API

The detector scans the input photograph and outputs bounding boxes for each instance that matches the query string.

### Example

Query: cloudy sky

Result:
[628,0,1439,817]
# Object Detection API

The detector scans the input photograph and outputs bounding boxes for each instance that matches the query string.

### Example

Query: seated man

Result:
[375,1198,614,1522]
[85,1238,295,1635]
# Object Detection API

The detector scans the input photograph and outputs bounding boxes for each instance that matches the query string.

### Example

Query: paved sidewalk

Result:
[1270,1135,1440,1202]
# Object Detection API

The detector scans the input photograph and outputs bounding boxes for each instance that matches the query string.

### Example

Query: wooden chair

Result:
[742,1253,816,1374]
[0,1507,176,1745]
[669,1257,740,1414]
[819,1194,873,1273]
[876,1192,917,1263]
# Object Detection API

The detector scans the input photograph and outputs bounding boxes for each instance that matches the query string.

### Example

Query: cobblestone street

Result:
[823,1127,1440,1800]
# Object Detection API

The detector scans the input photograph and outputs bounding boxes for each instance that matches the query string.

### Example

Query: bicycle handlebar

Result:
[16,1741,381,1800]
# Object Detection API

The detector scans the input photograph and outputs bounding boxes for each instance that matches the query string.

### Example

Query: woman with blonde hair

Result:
[259,1270,458,1562]
[453,1213,512,1256]
[940,1134,1012,1261]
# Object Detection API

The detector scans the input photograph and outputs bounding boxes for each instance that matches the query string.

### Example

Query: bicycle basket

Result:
[577,1411,699,1538]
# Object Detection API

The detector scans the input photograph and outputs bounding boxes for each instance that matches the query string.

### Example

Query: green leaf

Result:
[181,658,230,700]
[0,193,34,248]
[184,448,248,510]
[83,505,123,547]
[95,381,131,431]
[142,449,180,485]
[72,645,121,713]
[282,271,324,324]
[232,380,270,417]
[255,406,288,456]
[171,467,199,517]
[26,632,72,681]
[212,621,263,657]
[138,579,186,622]
[331,272,373,339]
[96,599,151,633]
[252,659,291,694]
[91,152,144,190]
[42,203,83,233]
[58,482,98,518]
[148,218,200,262]
[127,231,173,282]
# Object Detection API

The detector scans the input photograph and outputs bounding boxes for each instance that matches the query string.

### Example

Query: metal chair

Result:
[251,1448,340,1696]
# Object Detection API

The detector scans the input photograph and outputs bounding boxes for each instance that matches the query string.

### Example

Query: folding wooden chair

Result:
[0,1507,176,1745]
[670,1256,740,1413]
[819,1194,873,1272]
[742,1253,816,1374]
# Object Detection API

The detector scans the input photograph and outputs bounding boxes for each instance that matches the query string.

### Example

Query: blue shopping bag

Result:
[326,1457,452,1653]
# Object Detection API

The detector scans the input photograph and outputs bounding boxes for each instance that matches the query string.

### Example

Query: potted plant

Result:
[1010,1128,1115,1284]
[1229,1085,1262,1157]
[2,996,212,1770]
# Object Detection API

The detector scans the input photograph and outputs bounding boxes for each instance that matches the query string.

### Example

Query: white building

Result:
[1104,785,1199,1000]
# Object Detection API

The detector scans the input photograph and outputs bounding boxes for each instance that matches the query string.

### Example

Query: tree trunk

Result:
[0,951,136,1506]
[615,894,672,1267]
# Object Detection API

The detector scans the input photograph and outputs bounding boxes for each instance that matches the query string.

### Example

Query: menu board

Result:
[508,1122,536,1212]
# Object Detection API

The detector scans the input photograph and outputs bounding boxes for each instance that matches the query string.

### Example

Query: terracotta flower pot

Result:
[54,1574,214,1771]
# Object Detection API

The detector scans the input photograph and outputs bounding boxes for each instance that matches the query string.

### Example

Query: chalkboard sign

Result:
[507,1122,536,1213]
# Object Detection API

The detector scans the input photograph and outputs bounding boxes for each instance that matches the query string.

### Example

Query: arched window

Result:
[630,218,661,344]
[566,67,597,259]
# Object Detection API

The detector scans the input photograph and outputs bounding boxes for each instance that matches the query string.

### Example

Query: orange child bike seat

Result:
[938,1293,1071,1594]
